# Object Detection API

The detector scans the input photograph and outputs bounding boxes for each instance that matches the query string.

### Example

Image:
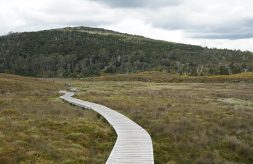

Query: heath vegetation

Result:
[66,74,253,163]
[0,74,115,163]
[1,72,253,163]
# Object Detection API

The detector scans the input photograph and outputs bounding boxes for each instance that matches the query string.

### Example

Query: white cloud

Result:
[93,0,180,8]
[101,19,184,42]
[143,0,253,39]
[0,0,253,51]
[0,0,125,33]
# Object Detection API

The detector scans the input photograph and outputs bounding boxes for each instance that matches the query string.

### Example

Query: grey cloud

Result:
[148,10,253,40]
[188,18,253,39]
[1,0,253,52]
[189,32,253,40]
[92,0,180,8]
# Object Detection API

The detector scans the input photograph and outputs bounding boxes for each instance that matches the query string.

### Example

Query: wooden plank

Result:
[59,91,154,164]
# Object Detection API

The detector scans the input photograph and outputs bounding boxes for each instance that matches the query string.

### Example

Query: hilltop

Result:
[0,26,252,77]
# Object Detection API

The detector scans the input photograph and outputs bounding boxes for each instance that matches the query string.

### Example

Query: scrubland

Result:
[86,71,253,83]
[0,72,253,163]
[0,74,115,163]
[70,73,253,163]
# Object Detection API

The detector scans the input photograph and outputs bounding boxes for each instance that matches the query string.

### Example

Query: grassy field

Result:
[0,74,115,163]
[1,72,253,163]
[64,73,253,164]
[86,71,253,83]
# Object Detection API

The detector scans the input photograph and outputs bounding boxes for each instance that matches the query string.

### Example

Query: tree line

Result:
[0,27,252,77]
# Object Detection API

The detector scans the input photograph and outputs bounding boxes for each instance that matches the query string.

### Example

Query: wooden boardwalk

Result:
[59,91,154,164]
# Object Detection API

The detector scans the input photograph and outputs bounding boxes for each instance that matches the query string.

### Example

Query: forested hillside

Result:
[0,26,252,77]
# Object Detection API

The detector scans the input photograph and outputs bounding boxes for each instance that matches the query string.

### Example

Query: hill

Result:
[0,26,253,77]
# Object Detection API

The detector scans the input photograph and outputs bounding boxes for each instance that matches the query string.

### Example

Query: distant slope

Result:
[0,26,252,77]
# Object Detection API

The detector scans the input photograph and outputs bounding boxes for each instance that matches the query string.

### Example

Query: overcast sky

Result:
[1,0,253,51]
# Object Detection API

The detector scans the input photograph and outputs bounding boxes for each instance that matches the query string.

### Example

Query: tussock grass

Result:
[1,73,253,163]
[0,74,115,163]
[85,71,253,83]
[68,80,253,163]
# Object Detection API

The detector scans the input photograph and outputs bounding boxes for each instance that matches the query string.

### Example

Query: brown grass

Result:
[65,80,253,164]
[1,72,253,163]
[0,73,115,163]
[85,71,253,83]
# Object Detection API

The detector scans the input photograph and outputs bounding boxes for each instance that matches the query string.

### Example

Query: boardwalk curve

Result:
[59,91,154,164]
